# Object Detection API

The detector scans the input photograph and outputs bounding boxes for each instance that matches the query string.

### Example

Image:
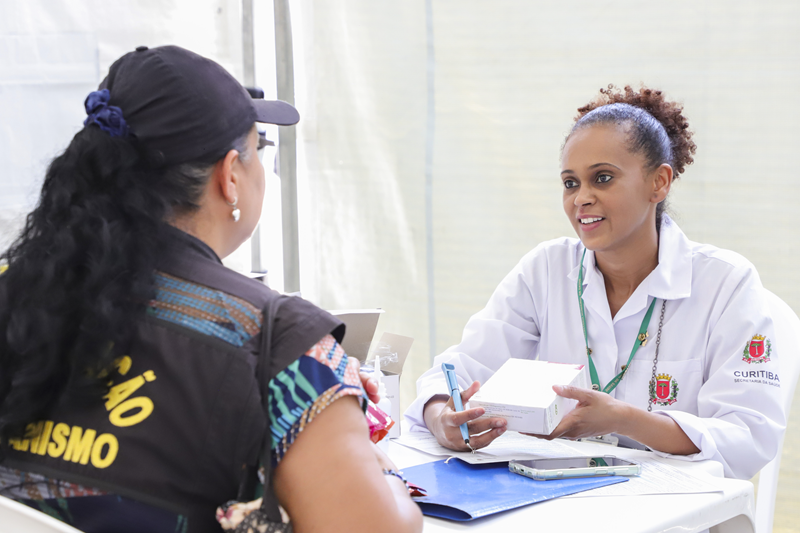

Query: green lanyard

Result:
[577,248,657,394]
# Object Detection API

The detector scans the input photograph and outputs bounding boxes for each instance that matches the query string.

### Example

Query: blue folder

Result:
[403,459,628,521]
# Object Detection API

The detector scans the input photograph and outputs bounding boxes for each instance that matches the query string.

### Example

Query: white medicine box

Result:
[470,359,588,435]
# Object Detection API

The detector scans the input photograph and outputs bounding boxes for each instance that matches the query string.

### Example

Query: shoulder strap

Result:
[251,294,345,522]
[257,295,285,522]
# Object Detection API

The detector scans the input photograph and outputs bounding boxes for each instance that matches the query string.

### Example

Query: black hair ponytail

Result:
[0,121,254,440]
[0,127,174,438]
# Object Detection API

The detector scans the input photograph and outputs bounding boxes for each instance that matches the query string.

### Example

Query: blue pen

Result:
[441,363,475,452]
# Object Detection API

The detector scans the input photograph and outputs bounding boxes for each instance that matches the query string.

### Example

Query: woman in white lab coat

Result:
[405,85,785,479]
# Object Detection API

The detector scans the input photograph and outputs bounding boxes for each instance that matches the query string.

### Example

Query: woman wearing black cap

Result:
[0,46,422,533]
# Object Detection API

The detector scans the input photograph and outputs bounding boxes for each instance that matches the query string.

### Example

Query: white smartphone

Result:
[509,456,641,481]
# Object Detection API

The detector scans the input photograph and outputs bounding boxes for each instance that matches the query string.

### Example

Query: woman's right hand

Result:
[423,380,507,451]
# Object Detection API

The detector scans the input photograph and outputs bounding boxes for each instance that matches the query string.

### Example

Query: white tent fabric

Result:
[0,0,254,257]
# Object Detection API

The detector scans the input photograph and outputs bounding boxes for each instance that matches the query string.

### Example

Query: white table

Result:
[387,439,755,533]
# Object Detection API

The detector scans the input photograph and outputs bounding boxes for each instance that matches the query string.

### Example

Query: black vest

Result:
[2,230,343,532]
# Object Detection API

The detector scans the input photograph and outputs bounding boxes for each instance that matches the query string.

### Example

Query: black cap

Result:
[99,45,299,167]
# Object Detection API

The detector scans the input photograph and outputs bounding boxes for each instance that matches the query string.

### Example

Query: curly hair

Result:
[568,85,697,230]
[0,124,250,440]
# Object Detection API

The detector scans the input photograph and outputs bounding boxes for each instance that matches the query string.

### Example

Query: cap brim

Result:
[253,99,300,126]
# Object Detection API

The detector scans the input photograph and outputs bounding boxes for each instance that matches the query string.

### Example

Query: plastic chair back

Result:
[755,290,800,533]
[0,495,84,533]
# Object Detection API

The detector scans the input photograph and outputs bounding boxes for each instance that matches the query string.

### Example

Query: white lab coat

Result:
[406,215,786,479]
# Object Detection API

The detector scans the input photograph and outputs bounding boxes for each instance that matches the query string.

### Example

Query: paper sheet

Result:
[564,457,723,497]
[394,430,577,464]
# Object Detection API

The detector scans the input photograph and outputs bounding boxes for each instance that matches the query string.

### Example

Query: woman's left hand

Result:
[532,385,630,440]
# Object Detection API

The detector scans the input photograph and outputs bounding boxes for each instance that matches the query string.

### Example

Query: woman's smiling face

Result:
[561,124,665,254]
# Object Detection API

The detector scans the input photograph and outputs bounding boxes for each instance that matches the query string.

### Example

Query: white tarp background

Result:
[0,0,280,272]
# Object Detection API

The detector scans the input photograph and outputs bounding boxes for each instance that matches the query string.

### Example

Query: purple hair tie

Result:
[83,89,130,138]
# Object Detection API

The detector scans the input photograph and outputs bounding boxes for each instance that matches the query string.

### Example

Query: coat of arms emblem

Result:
[742,334,771,364]
[650,373,679,406]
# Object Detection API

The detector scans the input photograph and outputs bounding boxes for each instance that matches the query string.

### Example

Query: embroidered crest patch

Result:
[742,334,771,364]
[650,373,679,406]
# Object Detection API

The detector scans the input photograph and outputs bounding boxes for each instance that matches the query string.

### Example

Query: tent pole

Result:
[242,0,265,275]
[273,0,300,294]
